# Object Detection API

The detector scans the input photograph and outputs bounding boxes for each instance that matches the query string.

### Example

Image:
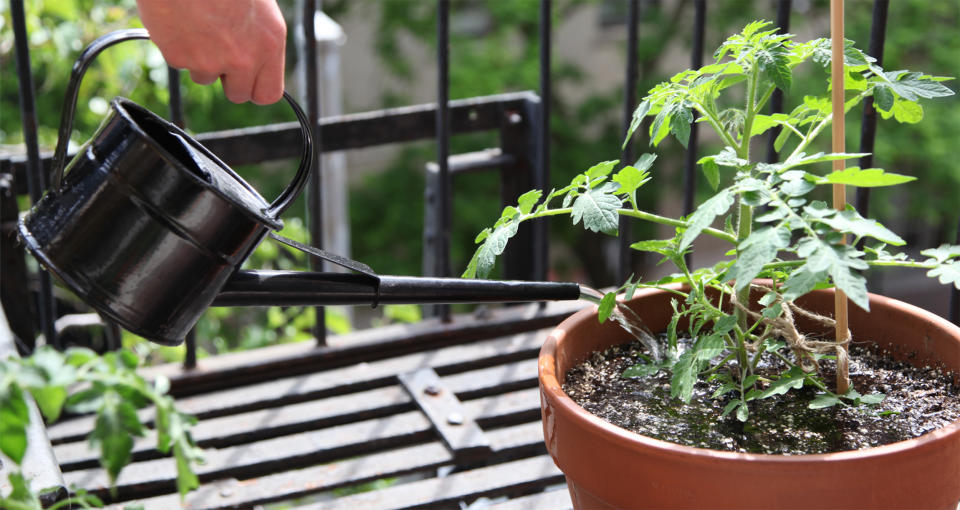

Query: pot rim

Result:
[111,97,283,230]
[539,283,960,465]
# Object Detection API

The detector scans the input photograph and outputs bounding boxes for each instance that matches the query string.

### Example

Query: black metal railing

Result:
[5,0,957,366]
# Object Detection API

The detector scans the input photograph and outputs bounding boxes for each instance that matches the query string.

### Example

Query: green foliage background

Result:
[2,0,957,359]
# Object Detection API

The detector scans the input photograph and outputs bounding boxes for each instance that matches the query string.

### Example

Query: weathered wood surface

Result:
[49,303,580,508]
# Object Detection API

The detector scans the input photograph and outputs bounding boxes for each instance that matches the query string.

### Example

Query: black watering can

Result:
[18,30,580,346]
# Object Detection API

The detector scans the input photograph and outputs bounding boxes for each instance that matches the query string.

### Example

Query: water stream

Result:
[579,285,662,361]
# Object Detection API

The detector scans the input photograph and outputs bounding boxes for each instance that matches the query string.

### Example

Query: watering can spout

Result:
[212,271,582,307]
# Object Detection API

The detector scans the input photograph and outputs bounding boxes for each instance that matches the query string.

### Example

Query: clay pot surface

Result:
[539,285,960,509]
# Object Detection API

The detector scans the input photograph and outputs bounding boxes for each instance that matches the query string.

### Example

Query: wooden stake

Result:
[830,0,851,395]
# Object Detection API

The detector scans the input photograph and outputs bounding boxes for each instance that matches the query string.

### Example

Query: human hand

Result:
[136,0,287,104]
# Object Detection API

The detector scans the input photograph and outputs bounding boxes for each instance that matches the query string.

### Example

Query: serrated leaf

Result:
[881,70,955,101]
[816,208,905,245]
[713,146,749,167]
[624,99,651,148]
[713,314,738,335]
[90,397,135,484]
[634,153,657,171]
[585,160,619,180]
[650,103,674,147]
[462,221,520,279]
[809,393,842,409]
[700,157,720,191]
[817,167,916,187]
[892,99,923,124]
[784,239,869,310]
[749,113,787,137]
[613,165,651,208]
[571,183,622,235]
[928,262,960,289]
[728,226,790,289]
[670,106,693,147]
[694,334,725,361]
[921,244,960,263]
[774,122,793,152]
[784,151,869,170]
[759,366,806,399]
[679,188,735,251]
[756,45,792,92]
[670,351,698,403]
[517,190,542,214]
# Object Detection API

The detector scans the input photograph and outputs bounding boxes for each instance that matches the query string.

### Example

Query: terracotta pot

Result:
[539,285,960,510]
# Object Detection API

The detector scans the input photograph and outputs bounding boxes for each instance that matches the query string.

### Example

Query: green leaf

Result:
[28,385,67,423]
[2,471,43,508]
[90,396,136,484]
[713,314,738,335]
[721,399,741,418]
[749,113,787,137]
[694,334,724,362]
[783,151,869,170]
[880,70,955,101]
[516,190,542,215]
[613,165,651,208]
[892,99,923,124]
[699,157,720,191]
[463,221,520,278]
[858,393,885,405]
[756,45,792,92]
[873,85,895,112]
[670,351,698,403]
[585,160,619,181]
[679,188,735,251]
[735,402,749,422]
[622,362,661,378]
[571,183,622,235]
[817,167,916,187]
[928,262,960,289]
[670,105,693,147]
[809,393,842,409]
[649,103,674,147]
[816,208,905,246]
[634,153,657,172]
[728,226,791,290]
[623,99,651,148]
[0,384,30,464]
[598,292,617,323]
[921,244,960,263]
[174,444,201,497]
[784,239,869,310]
[759,366,807,399]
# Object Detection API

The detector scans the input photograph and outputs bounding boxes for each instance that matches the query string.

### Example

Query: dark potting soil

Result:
[563,337,960,454]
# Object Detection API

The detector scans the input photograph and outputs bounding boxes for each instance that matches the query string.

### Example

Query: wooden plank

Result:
[399,368,491,463]
[55,362,541,470]
[47,328,551,443]
[485,488,573,510]
[120,420,550,510]
[62,366,546,501]
[293,455,564,510]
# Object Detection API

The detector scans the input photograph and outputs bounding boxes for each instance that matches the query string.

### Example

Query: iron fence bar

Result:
[537,0,551,285]
[855,0,889,217]
[11,0,58,350]
[164,65,198,366]
[617,0,640,283]
[435,0,452,321]
[681,0,706,268]
[303,0,327,345]
[766,0,792,163]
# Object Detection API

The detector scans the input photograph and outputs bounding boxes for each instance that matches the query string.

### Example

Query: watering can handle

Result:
[49,29,313,219]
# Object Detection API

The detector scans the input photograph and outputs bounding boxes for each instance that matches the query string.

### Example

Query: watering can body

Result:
[18,30,313,346]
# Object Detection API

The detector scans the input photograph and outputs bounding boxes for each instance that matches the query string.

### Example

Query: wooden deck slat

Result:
[118,420,552,510]
[293,455,564,510]
[63,372,547,502]
[54,360,541,469]
[47,329,548,443]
